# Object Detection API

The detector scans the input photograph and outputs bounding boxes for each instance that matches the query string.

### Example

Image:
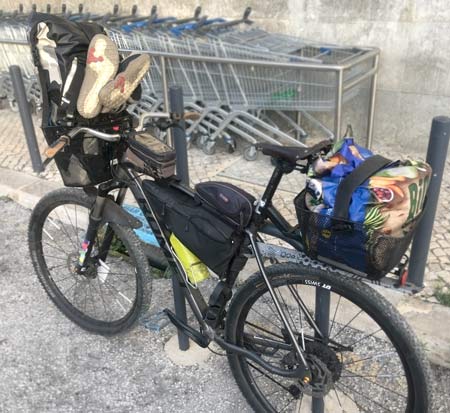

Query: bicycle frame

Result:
[80,158,325,381]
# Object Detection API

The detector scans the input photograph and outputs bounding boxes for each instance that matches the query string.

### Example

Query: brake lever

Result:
[139,112,201,132]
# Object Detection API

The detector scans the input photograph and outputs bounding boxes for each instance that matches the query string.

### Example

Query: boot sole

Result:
[99,54,150,111]
[77,34,119,119]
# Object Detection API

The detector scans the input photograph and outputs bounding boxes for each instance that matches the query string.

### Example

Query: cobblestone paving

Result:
[0,108,448,297]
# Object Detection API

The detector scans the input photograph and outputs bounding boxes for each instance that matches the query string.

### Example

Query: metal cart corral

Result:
[0,6,380,154]
[120,45,379,148]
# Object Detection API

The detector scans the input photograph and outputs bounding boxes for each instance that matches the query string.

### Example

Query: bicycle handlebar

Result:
[68,127,121,142]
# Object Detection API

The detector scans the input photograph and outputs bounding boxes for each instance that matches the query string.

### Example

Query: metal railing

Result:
[0,36,380,149]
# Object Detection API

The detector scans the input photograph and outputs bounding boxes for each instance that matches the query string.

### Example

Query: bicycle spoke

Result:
[47,263,67,271]
[331,309,363,341]
[88,281,99,319]
[287,284,321,336]
[44,254,68,261]
[348,328,383,348]
[245,321,286,341]
[51,209,79,250]
[260,295,284,326]
[101,279,133,310]
[249,307,286,333]
[275,286,298,334]
[333,383,371,413]
[333,387,343,409]
[335,380,395,412]
[60,280,79,300]
[341,368,407,399]
[42,240,71,256]
[329,295,341,337]
[52,273,78,283]
[343,351,397,367]
[95,280,116,321]
[294,394,303,413]
[63,205,80,246]
[247,361,293,394]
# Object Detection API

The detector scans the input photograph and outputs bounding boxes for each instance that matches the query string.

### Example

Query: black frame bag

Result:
[143,180,254,278]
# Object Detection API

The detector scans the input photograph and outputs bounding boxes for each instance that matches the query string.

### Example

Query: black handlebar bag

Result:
[295,155,427,279]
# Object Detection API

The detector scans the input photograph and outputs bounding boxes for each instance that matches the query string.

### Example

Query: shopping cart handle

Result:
[170,17,226,35]
[194,6,202,19]
[155,17,177,24]
[170,22,198,36]
[243,7,252,21]
[122,20,148,32]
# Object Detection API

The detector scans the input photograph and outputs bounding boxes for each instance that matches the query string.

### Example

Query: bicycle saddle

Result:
[257,140,332,164]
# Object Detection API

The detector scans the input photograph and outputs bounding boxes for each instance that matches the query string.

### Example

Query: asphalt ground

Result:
[0,197,449,412]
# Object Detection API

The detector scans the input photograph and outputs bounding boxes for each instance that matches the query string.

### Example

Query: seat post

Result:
[257,159,294,216]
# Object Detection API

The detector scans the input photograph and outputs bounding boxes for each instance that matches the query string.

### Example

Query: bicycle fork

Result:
[76,196,106,274]
[76,186,129,274]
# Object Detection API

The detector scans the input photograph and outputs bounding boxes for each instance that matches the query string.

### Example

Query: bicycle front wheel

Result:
[226,263,432,412]
[28,188,153,335]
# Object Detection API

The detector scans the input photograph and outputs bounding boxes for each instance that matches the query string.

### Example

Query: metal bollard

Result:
[170,86,190,185]
[408,116,450,288]
[169,85,190,351]
[312,288,331,413]
[9,65,44,173]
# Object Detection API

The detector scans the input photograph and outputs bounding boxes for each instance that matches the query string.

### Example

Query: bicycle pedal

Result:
[164,309,210,348]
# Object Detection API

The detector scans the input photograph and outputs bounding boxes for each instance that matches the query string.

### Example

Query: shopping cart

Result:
[0,4,379,159]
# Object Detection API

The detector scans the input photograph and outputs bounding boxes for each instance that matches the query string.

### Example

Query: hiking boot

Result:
[77,34,119,119]
[99,53,150,112]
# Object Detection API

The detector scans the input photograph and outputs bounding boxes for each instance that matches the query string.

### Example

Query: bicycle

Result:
[28,116,432,412]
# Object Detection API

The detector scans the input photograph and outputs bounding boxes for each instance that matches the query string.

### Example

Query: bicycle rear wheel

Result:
[226,263,432,412]
[28,188,153,335]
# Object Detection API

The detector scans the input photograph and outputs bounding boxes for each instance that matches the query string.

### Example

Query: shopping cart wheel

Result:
[195,134,207,149]
[202,139,216,156]
[29,99,38,115]
[9,99,18,112]
[243,145,258,161]
[227,143,235,154]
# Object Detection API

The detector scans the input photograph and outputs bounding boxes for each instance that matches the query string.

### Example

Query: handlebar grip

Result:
[44,136,69,158]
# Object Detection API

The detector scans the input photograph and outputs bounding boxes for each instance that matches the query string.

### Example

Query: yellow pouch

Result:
[170,233,209,284]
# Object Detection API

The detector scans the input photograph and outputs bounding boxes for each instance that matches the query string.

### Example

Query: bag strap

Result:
[60,63,84,119]
[333,155,392,220]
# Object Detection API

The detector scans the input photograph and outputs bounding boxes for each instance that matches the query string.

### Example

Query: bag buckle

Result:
[330,221,353,232]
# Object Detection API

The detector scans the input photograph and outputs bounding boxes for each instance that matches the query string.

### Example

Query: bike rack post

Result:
[169,85,190,351]
[408,116,450,288]
[9,65,44,173]
[312,288,331,413]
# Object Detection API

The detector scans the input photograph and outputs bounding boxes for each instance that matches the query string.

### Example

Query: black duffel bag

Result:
[142,180,255,278]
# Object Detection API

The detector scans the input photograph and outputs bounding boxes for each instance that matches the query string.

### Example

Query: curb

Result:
[0,167,62,208]
[1,167,449,369]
